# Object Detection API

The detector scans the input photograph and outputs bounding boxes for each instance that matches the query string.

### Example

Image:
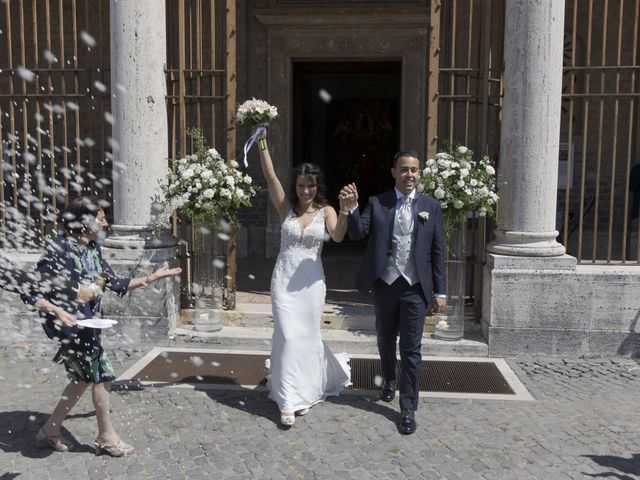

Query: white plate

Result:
[76,319,118,329]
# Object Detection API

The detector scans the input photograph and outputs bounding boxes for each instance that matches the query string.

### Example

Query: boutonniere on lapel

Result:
[418,211,430,223]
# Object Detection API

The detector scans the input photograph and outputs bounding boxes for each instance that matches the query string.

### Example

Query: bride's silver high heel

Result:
[280,412,295,426]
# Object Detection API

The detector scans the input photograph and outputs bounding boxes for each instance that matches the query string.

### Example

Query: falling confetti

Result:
[213,259,225,269]
[94,80,107,93]
[318,88,332,103]
[79,31,97,47]
[191,355,204,367]
[17,66,35,82]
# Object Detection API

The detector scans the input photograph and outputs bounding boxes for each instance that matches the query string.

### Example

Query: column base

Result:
[101,225,181,332]
[487,229,566,257]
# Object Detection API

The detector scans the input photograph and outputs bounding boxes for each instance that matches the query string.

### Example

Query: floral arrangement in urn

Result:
[418,143,498,242]
[155,128,256,230]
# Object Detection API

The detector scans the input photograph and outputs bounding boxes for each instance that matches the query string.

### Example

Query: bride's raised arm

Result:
[256,130,289,220]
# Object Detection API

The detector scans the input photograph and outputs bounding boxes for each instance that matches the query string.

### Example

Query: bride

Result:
[256,129,352,426]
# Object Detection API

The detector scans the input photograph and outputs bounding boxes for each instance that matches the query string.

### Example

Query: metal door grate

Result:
[133,351,515,395]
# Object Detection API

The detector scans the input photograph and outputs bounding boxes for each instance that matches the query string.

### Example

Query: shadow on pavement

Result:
[195,384,399,430]
[0,411,95,457]
[582,453,640,480]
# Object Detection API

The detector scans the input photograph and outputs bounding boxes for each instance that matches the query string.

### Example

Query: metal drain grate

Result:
[132,351,514,395]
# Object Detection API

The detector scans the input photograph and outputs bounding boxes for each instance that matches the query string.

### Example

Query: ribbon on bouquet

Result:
[242,124,268,168]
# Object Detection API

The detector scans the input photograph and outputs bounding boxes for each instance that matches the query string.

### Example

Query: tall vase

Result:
[434,220,466,341]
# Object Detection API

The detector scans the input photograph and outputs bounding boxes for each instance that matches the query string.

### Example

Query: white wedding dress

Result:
[267,207,351,413]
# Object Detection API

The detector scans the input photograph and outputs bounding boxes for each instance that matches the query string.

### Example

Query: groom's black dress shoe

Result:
[379,381,397,402]
[398,409,417,435]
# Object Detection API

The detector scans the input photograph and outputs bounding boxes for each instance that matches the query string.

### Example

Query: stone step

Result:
[171,305,488,357]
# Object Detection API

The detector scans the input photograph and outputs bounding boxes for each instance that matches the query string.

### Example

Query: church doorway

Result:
[292,61,402,214]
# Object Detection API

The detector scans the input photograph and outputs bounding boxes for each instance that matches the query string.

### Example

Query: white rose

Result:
[194,182,202,190]
[470,179,478,186]
[229,160,239,168]
[244,174,252,184]
[207,148,219,157]
[440,201,448,209]
[434,187,445,199]
[479,207,487,216]
[460,168,469,178]
[457,180,465,188]
[203,189,215,199]
[426,159,435,167]
[220,188,231,198]
[236,189,245,199]
[441,171,450,179]
[429,182,436,190]
[416,183,425,192]
[479,186,489,197]
[458,146,468,154]
[182,169,194,179]
[486,165,495,175]
[225,175,235,186]
[453,199,464,209]
[201,170,213,179]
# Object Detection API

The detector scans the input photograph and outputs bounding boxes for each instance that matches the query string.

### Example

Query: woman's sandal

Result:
[94,438,135,457]
[295,408,310,416]
[35,427,70,452]
[280,412,295,426]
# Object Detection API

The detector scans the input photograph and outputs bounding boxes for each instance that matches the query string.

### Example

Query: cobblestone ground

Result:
[1,345,639,480]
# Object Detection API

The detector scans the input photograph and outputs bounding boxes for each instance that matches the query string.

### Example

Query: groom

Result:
[340,151,446,434]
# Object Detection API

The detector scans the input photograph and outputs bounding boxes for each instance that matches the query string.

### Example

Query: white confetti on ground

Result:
[374,375,383,387]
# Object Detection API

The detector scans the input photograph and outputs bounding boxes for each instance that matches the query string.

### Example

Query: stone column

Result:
[103,0,180,339]
[487,0,566,257]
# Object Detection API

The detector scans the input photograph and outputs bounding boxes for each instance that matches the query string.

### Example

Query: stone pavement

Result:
[1,344,640,480]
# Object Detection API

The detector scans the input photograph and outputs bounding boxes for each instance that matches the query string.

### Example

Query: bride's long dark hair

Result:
[289,163,328,209]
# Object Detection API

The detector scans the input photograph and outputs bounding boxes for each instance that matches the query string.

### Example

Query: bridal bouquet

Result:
[236,98,278,128]
[236,98,278,167]
[418,144,498,242]
[155,129,256,229]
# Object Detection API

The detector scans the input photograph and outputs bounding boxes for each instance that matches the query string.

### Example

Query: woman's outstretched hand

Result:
[150,264,182,282]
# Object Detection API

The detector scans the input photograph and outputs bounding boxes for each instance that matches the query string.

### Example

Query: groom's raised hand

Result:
[339,183,359,211]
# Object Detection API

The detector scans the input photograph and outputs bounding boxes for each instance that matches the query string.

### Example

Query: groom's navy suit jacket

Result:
[348,190,446,303]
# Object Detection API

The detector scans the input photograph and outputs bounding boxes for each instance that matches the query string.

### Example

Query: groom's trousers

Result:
[372,277,427,411]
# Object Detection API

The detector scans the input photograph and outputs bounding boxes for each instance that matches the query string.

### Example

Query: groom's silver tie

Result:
[398,195,412,233]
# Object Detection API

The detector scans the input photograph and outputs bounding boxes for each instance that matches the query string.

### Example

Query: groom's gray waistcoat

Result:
[380,204,418,285]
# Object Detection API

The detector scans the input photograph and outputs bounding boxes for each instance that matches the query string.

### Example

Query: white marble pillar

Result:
[487,0,566,257]
[108,0,169,243]
[103,0,180,334]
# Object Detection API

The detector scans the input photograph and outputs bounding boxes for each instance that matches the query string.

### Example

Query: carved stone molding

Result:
[254,10,428,28]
